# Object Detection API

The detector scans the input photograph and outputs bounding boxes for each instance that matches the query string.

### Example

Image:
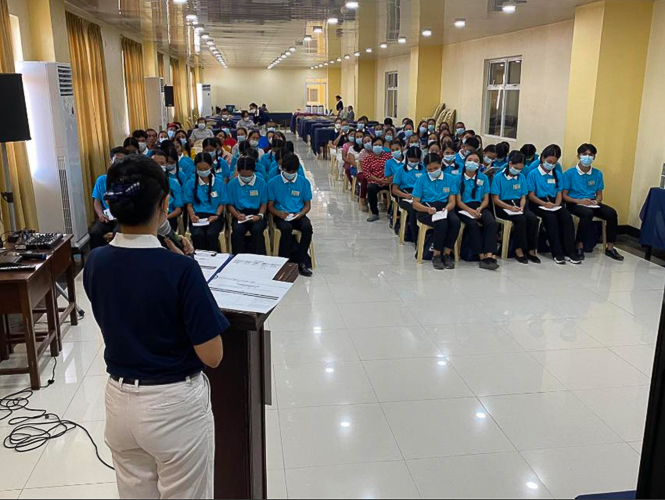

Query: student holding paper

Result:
[183,153,228,252]
[455,153,499,270]
[392,146,426,243]
[562,143,623,261]
[268,153,314,277]
[412,153,461,270]
[89,147,127,249]
[491,151,541,264]
[527,145,580,265]
[227,156,269,255]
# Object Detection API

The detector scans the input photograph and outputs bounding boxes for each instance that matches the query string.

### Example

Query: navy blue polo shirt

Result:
[83,234,229,379]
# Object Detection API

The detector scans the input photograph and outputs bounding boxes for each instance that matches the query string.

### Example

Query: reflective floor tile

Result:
[502,319,602,351]
[266,410,284,470]
[348,325,441,360]
[271,330,359,365]
[610,344,656,375]
[426,322,524,356]
[18,483,118,499]
[339,301,420,328]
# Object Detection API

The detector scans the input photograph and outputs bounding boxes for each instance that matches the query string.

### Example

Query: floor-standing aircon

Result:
[145,76,166,131]
[198,83,212,117]
[18,62,89,249]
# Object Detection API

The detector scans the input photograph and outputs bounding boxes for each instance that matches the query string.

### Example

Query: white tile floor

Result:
[0,135,663,499]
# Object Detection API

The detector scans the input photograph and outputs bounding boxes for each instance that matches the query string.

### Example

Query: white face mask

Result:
[198,123,206,130]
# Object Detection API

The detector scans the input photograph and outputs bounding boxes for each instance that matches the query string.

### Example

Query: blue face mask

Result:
[385,135,393,142]
[465,162,479,173]
[167,130,175,139]
[580,155,594,167]
[419,127,427,135]
[392,150,403,160]
[484,156,494,165]
[375,130,383,137]
[355,137,363,144]
[358,123,365,130]
[373,145,384,155]
[364,142,372,150]
[342,125,350,133]
[223,128,231,135]
[282,171,297,181]
[408,161,420,168]
[268,127,275,132]
[428,168,442,180]
[404,130,413,138]
[461,149,470,158]
[165,163,176,172]
[180,138,187,146]
[509,167,521,176]
[240,175,255,184]
[542,161,556,172]
[456,128,465,136]
[237,135,246,142]
[197,169,211,178]
[428,125,435,132]
[443,154,456,164]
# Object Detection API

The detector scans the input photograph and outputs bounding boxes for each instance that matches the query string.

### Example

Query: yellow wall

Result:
[7,0,33,60]
[27,0,69,63]
[355,59,376,118]
[341,59,356,111]
[326,67,341,110]
[410,45,443,120]
[564,0,653,224]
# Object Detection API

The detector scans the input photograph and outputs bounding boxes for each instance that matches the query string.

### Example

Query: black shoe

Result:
[479,258,499,271]
[566,254,582,265]
[528,254,542,264]
[554,256,566,265]
[606,248,625,261]
[443,254,455,270]
[516,255,529,264]
[432,255,445,270]
[575,248,586,261]
[298,263,313,277]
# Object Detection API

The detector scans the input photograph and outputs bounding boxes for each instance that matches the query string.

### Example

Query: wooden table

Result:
[0,235,77,389]
[207,262,298,499]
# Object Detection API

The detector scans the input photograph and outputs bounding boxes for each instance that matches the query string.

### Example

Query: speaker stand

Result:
[0,142,17,233]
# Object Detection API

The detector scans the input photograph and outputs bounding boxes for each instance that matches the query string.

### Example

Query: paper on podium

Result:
[194,252,232,282]
[432,210,448,222]
[503,209,523,216]
[221,254,288,281]
[209,275,292,314]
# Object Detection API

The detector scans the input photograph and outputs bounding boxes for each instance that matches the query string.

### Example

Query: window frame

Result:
[483,56,522,140]
[385,71,399,119]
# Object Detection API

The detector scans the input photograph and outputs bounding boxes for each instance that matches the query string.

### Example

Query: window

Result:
[484,57,521,139]
[385,71,398,119]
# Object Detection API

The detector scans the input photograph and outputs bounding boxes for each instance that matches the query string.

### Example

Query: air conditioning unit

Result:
[145,76,166,131]
[18,61,89,249]
[198,83,212,118]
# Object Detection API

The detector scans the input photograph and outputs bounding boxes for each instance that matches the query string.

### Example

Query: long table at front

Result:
[209,262,298,499]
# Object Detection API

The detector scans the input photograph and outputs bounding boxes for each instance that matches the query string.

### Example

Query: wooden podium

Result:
[207,263,298,499]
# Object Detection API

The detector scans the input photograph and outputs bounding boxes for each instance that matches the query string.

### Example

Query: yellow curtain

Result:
[158,52,165,80]
[190,66,199,120]
[122,37,148,131]
[0,0,38,233]
[66,12,113,223]
[170,57,185,125]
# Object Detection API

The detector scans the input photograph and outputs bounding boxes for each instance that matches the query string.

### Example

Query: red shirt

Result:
[361,152,392,180]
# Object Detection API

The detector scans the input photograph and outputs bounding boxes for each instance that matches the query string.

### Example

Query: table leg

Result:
[20,287,40,390]
[0,315,8,361]
[646,246,653,262]
[46,287,59,357]
[66,264,78,326]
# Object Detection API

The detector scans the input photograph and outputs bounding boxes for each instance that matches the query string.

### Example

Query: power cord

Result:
[0,358,115,470]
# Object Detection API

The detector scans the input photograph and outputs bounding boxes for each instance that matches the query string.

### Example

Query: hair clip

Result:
[104,182,143,203]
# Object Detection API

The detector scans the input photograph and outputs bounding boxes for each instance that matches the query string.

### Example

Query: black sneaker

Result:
[605,248,625,261]
[298,263,313,277]
[575,248,586,261]
[554,256,566,265]
[528,254,542,264]
[432,255,445,270]
[566,254,582,265]
[443,254,455,270]
[479,258,499,271]
[516,255,529,264]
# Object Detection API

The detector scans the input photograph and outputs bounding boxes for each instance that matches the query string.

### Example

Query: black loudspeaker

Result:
[164,85,174,107]
[0,74,31,143]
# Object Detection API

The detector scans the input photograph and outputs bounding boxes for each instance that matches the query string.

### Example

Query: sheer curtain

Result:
[0,0,37,233]
[66,12,113,222]
[170,57,185,125]
[121,37,148,131]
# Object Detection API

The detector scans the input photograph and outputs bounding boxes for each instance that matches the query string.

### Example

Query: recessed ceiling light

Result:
[502,1,517,13]
[380,43,388,49]
[354,51,360,57]
[194,25,204,32]
[330,60,335,63]
[454,18,467,28]
[206,40,215,46]
[201,33,210,39]
[289,47,296,52]
[344,54,351,59]
[422,29,432,37]
[365,48,373,53]
[398,37,407,44]
[185,14,198,21]
[337,57,342,62]
[174,0,188,4]
[345,1,360,8]
[313,26,324,34]
[304,35,313,42]
[324,62,329,66]
[327,17,339,25]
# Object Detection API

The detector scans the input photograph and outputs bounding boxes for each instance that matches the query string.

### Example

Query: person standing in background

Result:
[335,95,344,116]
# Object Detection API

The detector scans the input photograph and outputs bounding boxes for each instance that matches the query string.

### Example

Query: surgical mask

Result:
[223,128,231,135]
[159,137,167,144]
[335,123,342,130]
[138,142,147,152]
[180,138,187,146]
[355,137,363,144]
[443,154,456,164]
[250,140,259,148]
[222,115,229,121]
[580,155,594,167]
[408,161,420,168]
[428,140,437,146]
[197,169,211,178]
[342,125,350,132]
[465,162,479,173]
[268,127,275,132]
[385,135,393,142]
[428,125,435,132]
[237,135,246,142]
[364,142,372,150]
[419,127,427,135]
[373,145,384,155]
[484,156,494,165]
[358,123,365,130]
[461,149,470,158]
[282,171,297,181]
[509,167,521,176]
[198,123,206,130]
[404,130,413,138]
[166,164,177,172]
[268,137,273,145]
[456,128,465,135]
[392,150,403,160]
[462,138,467,145]
[428,169,442,180]
[240,174,255,184]
[167,130,175,139]
[375,130,383,137]
[543,161,556,172]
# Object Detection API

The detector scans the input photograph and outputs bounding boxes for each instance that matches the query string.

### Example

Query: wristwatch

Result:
[257,213,265,220]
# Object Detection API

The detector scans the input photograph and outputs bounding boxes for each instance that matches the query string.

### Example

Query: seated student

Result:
[163,145,188,186]
[202,138,231,182]
[132,129,149,155]
[525,143,562,176]
[491,151,541,264]
[236,111,255,131]
[384,128,396,143]
[456,153,499,270]
[214,131,233,162]
[398,122,415,141]
[521,144,539,171]
[384,139,405,183]
[226,156,268,255]
[393,146,425,243]
[494,142,511,170]
[427,119,437,134]
[260,138,284,174]
[372,123,385,138]
[428,142,441,156]
[356,116,369,133]
[426,133,439,150]
[412,153,461,270]
[157,130,170,146]
[482,144,498,172]
[145,129,158,156]
[442,144,461,175]
[247,130,265,161]
[183,153,228,251]
[152,150,184,231]
[219,125,237,152]
[268,147,305,179]
[268,153,314,277]
[166,123,178,141]
[362,137,392,223]
[455,136,480,170]
[563,143,623,261]
[123,137,140,155]
[174,140,196,178]
[417,121,429,145]
[453,122,466,147]
[384,117,394,128]
[220,108,234,125]
[405,133,421,152]
[231,127,248,156]
[90,147,128,249]
[527,145,580,265]
[344,130,365,185]
[174,130,194,158]
[332,120,351,148]
[439,122,451,135]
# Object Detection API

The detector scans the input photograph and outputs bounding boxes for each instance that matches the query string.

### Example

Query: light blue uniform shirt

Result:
[454,152,467,170]
[491,172,528,201]
[168,169,188,188]
[412,172,459,204]
[455,172,491,205]
[494,157,509,170]
[227,175,268,211]
[214,157,231,180]
[92,174,108,210]
[267,174,312,213]
[168,178,184,214]
[179,156,196,178]
[444,162,463,176]
[562,166,605,200]
[527,167,563,200]
[393,165,425,191]
[384,158,403,178]
[268,164,306,180]
[183,176,228,214]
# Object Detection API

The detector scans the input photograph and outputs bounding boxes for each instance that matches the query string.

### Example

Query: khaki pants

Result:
[105,374,215,499]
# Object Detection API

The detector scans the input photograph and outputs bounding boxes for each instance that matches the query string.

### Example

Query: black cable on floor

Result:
[0,358,115,471]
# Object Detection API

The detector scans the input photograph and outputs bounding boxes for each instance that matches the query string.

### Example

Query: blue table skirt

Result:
[639,187,665,250]
[313,127,336,155]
